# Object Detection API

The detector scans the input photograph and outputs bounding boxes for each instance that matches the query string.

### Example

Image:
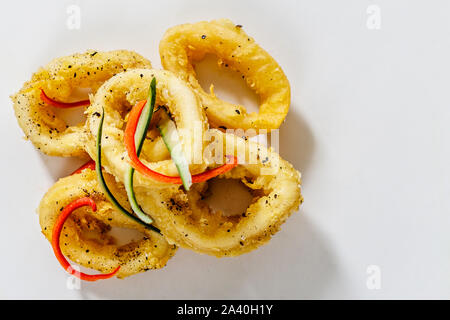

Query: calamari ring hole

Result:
[51,87,91,126]
[107,227,147,246]
[67,206,147,247]
[201,177,259,217]
[193,54,260,114]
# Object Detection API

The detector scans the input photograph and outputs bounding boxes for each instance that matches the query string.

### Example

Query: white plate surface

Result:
[1,0,449,299]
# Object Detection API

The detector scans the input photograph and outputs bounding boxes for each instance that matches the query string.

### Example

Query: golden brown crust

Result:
[15,23,302,276]
[38,169,177,278]
[160,19,291,131]
[137,130,303,257]
[11,50,151,157]
[84,68,208,188]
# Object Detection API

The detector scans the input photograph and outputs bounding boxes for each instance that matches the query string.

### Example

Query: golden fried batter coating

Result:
[160,19,291,131]
[11,50,151,157]
[38,169,176,278]
[136,130,302,257]
[84,68,208,188]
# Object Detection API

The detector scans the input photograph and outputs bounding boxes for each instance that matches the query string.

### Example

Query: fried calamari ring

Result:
[136,130,302,257]
[84,68,207,188]
[38,169,176,278]
[159,19,291,131]
[11,50,151,157]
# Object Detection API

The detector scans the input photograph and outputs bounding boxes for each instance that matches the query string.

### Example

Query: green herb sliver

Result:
[125,77,156,224]
[96,107,160,233]
[157,108,192,190]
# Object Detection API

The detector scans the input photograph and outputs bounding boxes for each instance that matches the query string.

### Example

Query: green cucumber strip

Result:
[135,77,157,153]
[96,107,159,233]
[157,110,193,190]
[124,78,157,224]
[125,168,150,222]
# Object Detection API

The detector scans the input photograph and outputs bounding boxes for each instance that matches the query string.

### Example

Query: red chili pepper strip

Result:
[191,154,237,183]
[40,88,90,108]
[70,160,96,175]
[124,100,238,184]
[51,197,120,281]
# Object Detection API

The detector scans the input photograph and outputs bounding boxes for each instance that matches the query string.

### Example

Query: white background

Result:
[1,0,449,299]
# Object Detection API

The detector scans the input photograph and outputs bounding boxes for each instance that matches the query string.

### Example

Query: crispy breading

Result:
[11,50,151,157]
[38,169,176,278]
[160,19,291,131]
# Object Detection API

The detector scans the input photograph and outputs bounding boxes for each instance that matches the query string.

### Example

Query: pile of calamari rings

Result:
[11,19,303,279]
